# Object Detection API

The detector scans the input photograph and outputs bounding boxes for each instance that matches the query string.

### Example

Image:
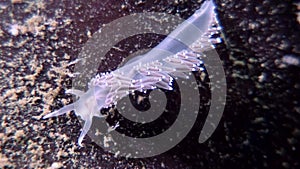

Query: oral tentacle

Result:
[43,103,75,119]
[78,117,93,147]
[65,89,85,97]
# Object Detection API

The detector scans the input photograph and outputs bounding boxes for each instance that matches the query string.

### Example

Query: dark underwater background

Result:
[0,0,299,168]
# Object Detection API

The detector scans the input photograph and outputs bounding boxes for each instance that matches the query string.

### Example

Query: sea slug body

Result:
[43,0,221,146]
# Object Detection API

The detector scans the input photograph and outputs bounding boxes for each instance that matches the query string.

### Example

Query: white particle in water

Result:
[8,24,19,36]
[282,54,300,66]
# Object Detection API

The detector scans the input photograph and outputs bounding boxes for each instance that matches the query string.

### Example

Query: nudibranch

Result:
[43,0,221,146]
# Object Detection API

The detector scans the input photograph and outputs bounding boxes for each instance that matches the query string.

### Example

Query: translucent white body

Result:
[43,0,219,146]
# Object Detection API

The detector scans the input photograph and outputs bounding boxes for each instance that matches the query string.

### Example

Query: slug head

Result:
[43,86,108,146]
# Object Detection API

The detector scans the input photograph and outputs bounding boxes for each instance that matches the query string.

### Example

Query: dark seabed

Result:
[0,0,299,168]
